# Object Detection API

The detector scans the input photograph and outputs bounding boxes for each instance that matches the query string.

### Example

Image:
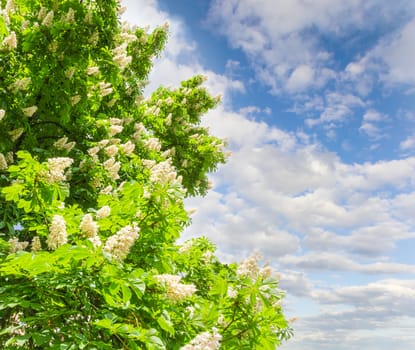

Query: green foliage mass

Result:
[0,0,293,348]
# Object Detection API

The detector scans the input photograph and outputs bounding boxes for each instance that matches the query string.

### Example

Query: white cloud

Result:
[122,2,415,349]
[286,65,315,92]
[305,92,365,127]
[279,252,415,274]
[378,19,415,85]
[400,134,415,151]
[207,0,413,95]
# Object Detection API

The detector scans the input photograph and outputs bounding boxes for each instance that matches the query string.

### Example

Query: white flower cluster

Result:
[144,137,162,152]
[46,215,68,250]
[0,153,8,170]
[120,140,135,155]
[227,286,237,299]
[31,236,42,252]
[133,122,147,140]
[22,105,37,117]
[155,274,196,302]
[180,327,222,350]
[87,66,99,75]
[112,43,132,70]
[61,7,75,24]
[104,144,118,157]
[109,124,123,136]
[8,237,29,253]
[9,77,31,93]
[8,127,24,141]
[236,252,273,280]
[81,218,101,246]
[143,159,182,186]
[0,109,5,121]
[70,95,81,105]
[53,136,76,152]
[98,82,113,97]
[41,10,54,27]
[44,157,73,183]
[2,31,16,50]
[79,213,98,238]
[178,240,193,254]
[96,205,111,219]
[103,157,120,180]
[103,223,140,260]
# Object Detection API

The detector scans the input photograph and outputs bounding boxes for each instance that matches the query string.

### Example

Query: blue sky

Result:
[122,1,415,349]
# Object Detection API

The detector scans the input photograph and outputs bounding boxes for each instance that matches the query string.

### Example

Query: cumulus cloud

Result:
[377,19,415,85]
[206,0,413,95]
[122,2,415,348]
[279,252,415,274]
[400,134,415,151]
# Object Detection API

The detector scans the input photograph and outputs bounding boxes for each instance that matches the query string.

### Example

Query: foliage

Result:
[0,0,293,348]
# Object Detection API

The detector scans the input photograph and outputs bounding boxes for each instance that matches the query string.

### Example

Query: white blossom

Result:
[155,274,196,302]
[88,146,100,157]
[100,185,113,194]
[120,141,135,155]
[117,6,127,15]
[98,82,113,97]
[31,236,42,252]
[89,31,99,46]
[46,215,67,250]
[120,32,136,43]
[104,144,118,157]
[260,264,273,279]
[144,137,161,152]
[109,118,122,125]
[79,213,98,238]
[87,66,99,75]
[8,237,29,253]
[88,235,102,248]
[9,77,31,93]
[44,157,73,183]
[42,10,54,27]
[103,223,140,260]
[5,152,13,164]
[0,109,5,121]
[180,328,222,350]
[98,139,109,147]
[165,113,172,126]
[227,287,237,299]
[109,124,123,136]
[22,105,38,117]
[2,31,17,50]
[103,157,120,180]
[0,153,7,170]
[37,6,47,20]
[112,43,132,70]
[179,240,193,254]
[237,252,262,279]
[65,67,75,79]
[5,0,15,12]
[96,205,111,219]
[9,128,24,141]
[54,137,68,149]
[62,8,75,24]
[148,159,180,186]
[70,95,81,105]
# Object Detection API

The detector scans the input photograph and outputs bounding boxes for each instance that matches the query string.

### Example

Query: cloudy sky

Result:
[122,1,415,348]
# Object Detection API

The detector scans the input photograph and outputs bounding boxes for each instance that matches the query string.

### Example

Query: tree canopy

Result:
[0,0,292,348]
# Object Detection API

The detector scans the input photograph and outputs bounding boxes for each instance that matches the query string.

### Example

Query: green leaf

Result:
[157,311,174,335]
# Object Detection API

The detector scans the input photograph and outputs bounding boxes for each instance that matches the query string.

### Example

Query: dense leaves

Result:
[0,0,292,348]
